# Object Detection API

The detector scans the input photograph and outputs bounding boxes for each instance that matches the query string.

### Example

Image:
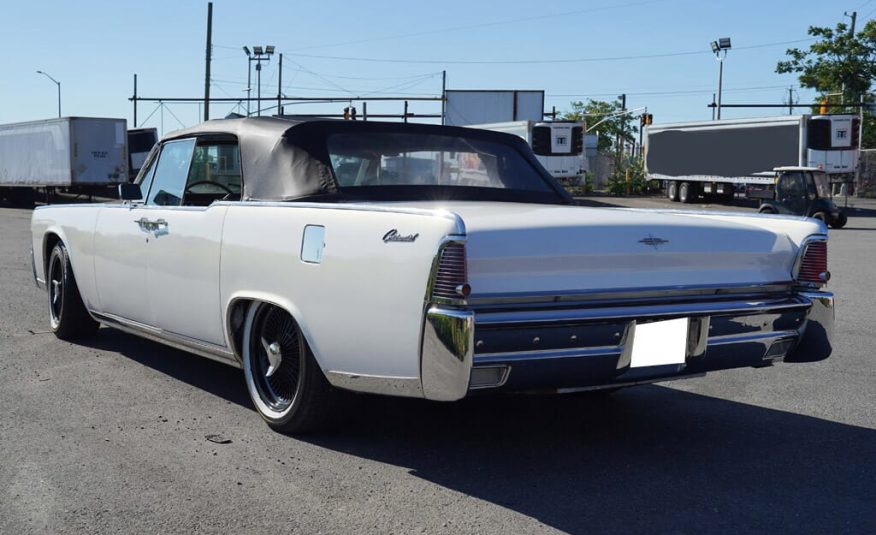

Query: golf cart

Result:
[756,167,847,229]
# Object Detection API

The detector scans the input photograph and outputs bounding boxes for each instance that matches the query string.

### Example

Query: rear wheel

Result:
[830,212,847,229]
[679,182,694,203]
[667,181,679,202]
[242,302,344,434]
[812,211,829,225]
[47,242,99,340]
[759,205,777,214]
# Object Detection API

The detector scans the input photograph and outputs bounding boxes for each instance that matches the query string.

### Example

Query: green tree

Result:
[777,19,876,147]
[562,99,637,153]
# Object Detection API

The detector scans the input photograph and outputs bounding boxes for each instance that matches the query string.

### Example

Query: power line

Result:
[281,0,669,52]
[547,84,792,98]
[279,38,815,65]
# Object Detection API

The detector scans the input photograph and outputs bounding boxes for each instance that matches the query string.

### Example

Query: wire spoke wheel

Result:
[247,305,303,415]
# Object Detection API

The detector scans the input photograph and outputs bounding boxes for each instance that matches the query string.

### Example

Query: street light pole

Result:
[710,37,731,120]
[36,70,61,118]
[244,45,274,117]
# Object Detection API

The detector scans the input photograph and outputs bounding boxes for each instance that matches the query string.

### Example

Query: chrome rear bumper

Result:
[420,291,833,401]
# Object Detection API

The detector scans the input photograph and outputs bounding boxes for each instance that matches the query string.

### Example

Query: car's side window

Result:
[183,140,242,206]
[146,138,196,206]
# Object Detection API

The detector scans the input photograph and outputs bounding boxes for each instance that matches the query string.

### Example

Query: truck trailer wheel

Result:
[830,213,847,229]
[667,181,679,202]
[679,182,695,204]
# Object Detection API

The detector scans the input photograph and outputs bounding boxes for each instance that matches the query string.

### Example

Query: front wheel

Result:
[812,211,829,225]
[47,242,99,340]
[242,302,344,434]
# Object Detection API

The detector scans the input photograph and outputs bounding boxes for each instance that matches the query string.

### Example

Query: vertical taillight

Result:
[796,240,828,285]
[431,242,469,300]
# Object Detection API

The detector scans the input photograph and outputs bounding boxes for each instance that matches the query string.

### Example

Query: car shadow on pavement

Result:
[85,327,252,409]
[307,387,876,533]
[87,327,875,532]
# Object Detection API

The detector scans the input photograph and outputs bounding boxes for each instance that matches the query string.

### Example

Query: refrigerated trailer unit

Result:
[0,117,128,204]
[644,114,860,203]
[468,120,587,179]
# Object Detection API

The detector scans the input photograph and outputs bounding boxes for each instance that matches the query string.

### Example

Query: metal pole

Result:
[257,59,262,117]
[363,101,368,121]
[56,81,61,118]
[133,74,138,127]
[711,93,716,120]
[404,101,408,123]
[203,2,212,121]
[441,70,446,125]
[277,53,283,116]
[246,58,252,116]
[716,56,724,120]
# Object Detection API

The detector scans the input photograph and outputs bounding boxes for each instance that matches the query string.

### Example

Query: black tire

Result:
[830,212,847,229]
[759,205,776,214]
[242,302,344,434]
[812,211,829,225]
[667,181,679,202]
[47,242,99,340]
[679,182,693,204]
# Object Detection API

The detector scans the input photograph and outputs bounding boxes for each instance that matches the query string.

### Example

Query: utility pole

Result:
[711,93,716,120]
[277,53,283,116]
[617,93,627,168]
[441,70,446,125]
[133,74,138,127]
[841,11,857,105]
[711,38,731,119]
[788,87,794,115]
[203,2,212,121]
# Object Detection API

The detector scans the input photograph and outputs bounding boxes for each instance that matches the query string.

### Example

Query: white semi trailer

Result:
[644,114,860,203]
[0,117,128,205]
[469,120,587,180]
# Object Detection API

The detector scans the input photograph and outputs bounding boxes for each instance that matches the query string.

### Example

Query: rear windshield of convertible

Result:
[326,132,554,193]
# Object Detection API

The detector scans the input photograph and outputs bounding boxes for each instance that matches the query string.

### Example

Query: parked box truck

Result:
[468,120,587,180]
[0,117,128,205]
[644,114,860,203]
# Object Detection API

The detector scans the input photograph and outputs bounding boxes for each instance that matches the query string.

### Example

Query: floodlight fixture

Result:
[253,46,264,55]
[718,37,731,50]
[243,46,251,56]
[265,45,275,55]
[710,41,719,53]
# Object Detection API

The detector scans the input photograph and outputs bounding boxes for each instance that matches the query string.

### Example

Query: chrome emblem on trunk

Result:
[639,234,669,249]
[383,229,419,243]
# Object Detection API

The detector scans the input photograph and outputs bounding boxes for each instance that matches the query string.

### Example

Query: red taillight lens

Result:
[797,240,828,284]
[432,243,467,300]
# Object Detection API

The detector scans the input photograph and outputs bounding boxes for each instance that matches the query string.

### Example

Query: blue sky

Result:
[1,0,871,135]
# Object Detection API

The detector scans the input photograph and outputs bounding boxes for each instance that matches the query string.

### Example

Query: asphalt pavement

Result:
[1,198,874,534]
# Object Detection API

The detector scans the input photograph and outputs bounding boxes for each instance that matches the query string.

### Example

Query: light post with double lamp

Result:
[710,37,731,120]
[243,45,275,116]
[36,70,61,118]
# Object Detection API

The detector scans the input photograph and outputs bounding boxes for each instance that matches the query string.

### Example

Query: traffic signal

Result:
[819,98,828,115]
[640,113,653,127]
[343,107,350,120]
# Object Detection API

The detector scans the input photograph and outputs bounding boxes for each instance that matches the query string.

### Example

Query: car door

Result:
[141,136,240,347]
[91,147,159,324]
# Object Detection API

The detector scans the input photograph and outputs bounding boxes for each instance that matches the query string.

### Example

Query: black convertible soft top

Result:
[163,117,571,203]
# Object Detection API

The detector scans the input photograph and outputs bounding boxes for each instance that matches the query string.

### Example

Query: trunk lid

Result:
[389,201,798,296]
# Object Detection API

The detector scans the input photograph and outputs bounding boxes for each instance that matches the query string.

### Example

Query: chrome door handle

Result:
[134,218,168,231]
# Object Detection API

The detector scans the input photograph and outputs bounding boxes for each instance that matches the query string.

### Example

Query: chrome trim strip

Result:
[706,329,801,346]
[474,296,810,326]
[475,345,621,365]
[31,248,46,289]
[467,281,794,307]
[91,311,240,368]
[215,200,467,235]
[325,371,423,398]
[420,306,474,401]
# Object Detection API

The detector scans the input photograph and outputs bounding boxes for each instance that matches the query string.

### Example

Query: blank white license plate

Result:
[630,318,690,368]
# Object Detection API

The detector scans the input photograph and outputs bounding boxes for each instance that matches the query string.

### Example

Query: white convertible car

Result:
[31,118,833,433]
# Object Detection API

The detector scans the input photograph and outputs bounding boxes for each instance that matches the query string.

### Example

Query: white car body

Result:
[31,118,834,427]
